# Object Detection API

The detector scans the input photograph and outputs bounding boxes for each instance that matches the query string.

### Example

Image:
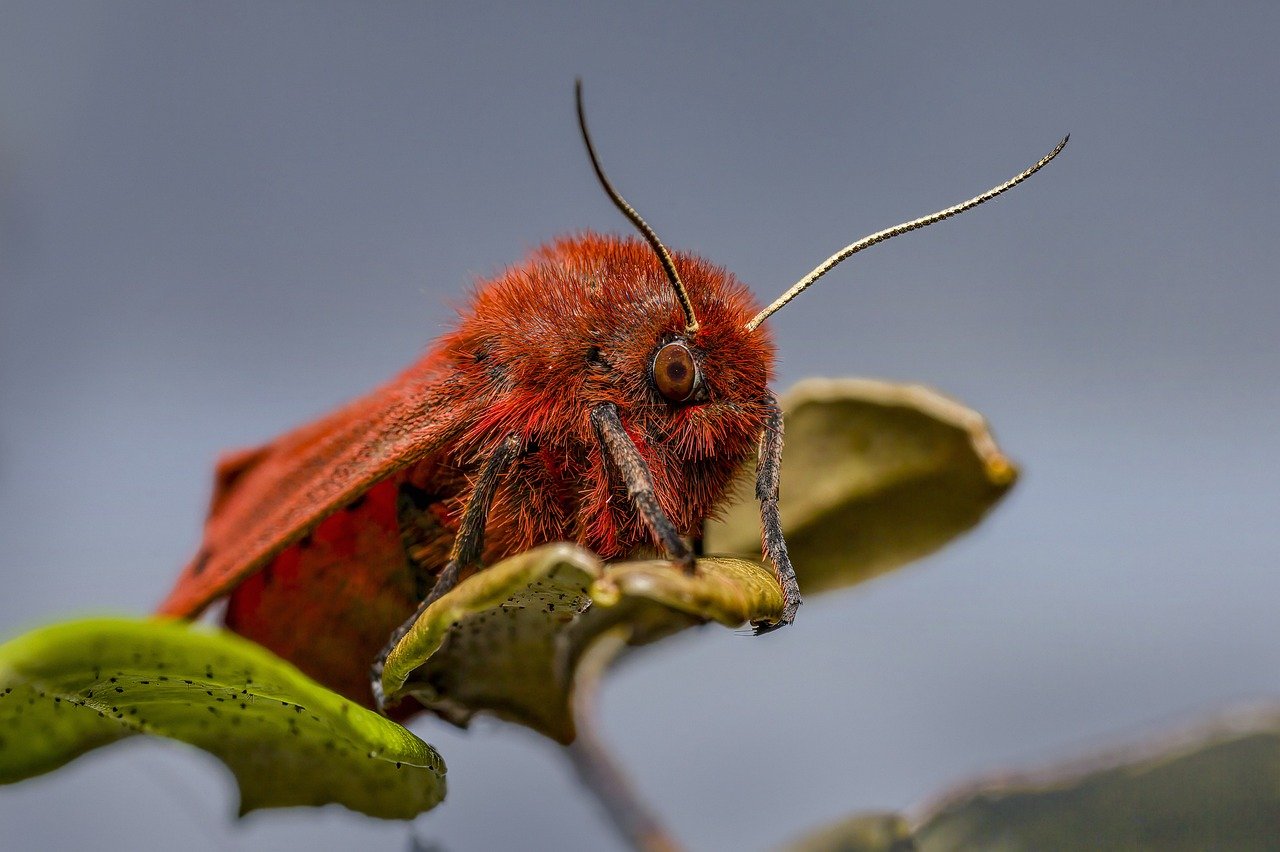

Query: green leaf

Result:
[381,544,781,743]
[0,617,446,819]
[706,378,1017,595]
[785,709,1280,851]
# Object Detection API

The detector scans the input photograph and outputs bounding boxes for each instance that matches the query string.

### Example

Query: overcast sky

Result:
[3,3,1279,850]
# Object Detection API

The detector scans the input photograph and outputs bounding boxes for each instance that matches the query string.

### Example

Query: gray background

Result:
[2,3,1277,850]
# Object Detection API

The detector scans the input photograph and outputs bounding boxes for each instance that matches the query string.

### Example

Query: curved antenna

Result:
[575,79,700,336]
[746,135,1069,332]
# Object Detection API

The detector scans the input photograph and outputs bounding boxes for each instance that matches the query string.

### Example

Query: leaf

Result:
[381,544,781,743]
[380,379,1016,743]
[784,708,1280,851]
[0,617,446,819]
[784,813,918,852]
[705,378,1017,595]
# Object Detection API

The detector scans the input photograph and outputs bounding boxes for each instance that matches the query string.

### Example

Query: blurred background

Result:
[2,3,1277,849]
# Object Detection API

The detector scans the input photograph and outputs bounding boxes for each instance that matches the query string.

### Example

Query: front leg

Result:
[591,402,694,572]
[754,395,801,632]
[371,433,522,709]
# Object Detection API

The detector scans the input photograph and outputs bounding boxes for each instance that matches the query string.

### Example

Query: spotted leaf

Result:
[381,544,780,743]
[0,617,445,818]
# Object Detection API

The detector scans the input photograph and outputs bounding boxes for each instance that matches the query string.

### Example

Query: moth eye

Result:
[652,341,699,403]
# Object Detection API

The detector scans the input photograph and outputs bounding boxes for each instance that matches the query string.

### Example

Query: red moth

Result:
[159,82,1066,710]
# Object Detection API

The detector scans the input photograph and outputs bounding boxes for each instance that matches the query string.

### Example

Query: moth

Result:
[159,82,1065,710]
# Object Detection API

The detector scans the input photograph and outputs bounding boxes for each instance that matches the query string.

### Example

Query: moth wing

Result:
[158,360,469,617]
[207,444,273,516]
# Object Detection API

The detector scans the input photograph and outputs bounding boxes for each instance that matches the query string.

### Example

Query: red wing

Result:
[159,358,470,617]
[222,477,420,709]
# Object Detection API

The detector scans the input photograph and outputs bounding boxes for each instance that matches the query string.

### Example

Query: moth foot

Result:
[752,578,801,635]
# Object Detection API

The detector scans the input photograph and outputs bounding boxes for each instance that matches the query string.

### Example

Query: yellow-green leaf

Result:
[0,617,445,819]
[381,544,781,743]
[706,378,1017,595]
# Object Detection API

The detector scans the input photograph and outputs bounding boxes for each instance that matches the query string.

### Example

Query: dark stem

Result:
[564,633,684,852]
[565,717,684,852]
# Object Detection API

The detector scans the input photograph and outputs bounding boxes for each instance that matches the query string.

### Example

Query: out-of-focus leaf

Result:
[0,617,445,819]
[783,708,1280,851]
[705,378,1017,595]
[917,714,1280,851]
[785,813,918,852]
[381,544,781,743]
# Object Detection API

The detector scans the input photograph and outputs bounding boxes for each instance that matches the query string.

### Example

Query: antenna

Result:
[746,135,1069,332]
[575,80,701,336]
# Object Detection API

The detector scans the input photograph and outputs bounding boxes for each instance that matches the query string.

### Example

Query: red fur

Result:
[160,233,775,707]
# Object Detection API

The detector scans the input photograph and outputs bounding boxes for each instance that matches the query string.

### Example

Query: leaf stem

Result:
[565,631,684,852]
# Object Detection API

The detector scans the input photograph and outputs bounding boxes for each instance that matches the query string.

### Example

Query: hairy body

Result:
[159,234,778,707]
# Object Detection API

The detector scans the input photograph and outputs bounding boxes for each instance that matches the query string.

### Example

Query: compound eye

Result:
[652,341,699,403]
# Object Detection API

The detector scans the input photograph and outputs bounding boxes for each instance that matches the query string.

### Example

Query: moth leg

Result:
[691,518,705,558]
[591,402,694,573]
[371,433,522,710]
[753,394,802,633]
[397,482,448,600]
